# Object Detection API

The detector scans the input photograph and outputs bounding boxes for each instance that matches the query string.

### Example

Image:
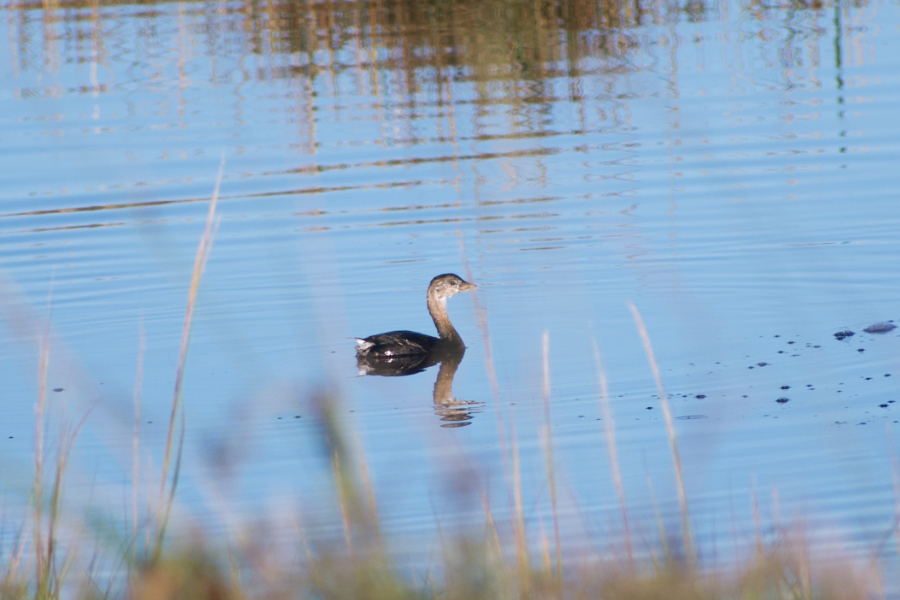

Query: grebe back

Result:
[355,273,477,358]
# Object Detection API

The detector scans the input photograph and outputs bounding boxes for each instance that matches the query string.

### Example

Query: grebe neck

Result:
[427,293,462,343]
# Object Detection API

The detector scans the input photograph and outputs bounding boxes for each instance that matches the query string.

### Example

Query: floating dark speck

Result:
[880,404,889,408]
[834,330,855,341]
[781,385,790,390]
[863,322,897,334]
[858,348,865,353]
[696,394,706,399]
[646,406,653,410]
[776,397,790,403]
[757,362,768,367]
[53,388,63,392]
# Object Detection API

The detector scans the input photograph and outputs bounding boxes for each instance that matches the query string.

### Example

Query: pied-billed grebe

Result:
[355,273,477,358]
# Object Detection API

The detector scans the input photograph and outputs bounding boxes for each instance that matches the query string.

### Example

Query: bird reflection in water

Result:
[356,344,483,427]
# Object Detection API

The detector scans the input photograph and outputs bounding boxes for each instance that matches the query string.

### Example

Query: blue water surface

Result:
[1,0,900,581]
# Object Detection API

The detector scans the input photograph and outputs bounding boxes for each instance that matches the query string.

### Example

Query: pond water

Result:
[3,0,900,579]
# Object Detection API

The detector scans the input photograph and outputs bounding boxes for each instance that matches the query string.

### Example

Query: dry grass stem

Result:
[33,322,50,596]
[154,160,223,563]
[133,320,145,552]
[541,331,562,587]
[629,302,694,565]
[592,339,634,570]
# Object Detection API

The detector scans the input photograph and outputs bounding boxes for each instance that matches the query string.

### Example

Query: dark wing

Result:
[355,330,438,357]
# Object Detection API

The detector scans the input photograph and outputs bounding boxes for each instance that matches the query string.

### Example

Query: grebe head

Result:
[428,273,477,299]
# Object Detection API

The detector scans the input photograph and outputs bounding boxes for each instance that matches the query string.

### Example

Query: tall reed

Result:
[629,302,694,566]
[592,339,634,570]
[153,162,222,564]
[540,332,562,588]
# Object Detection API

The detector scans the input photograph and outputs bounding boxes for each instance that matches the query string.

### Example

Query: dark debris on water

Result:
[863,321,897,334]
[835,321,896,340]
[644,321,897,427]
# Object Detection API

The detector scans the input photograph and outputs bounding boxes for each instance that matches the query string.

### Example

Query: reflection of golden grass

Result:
[11,0,653,78]
[9,0,655,163]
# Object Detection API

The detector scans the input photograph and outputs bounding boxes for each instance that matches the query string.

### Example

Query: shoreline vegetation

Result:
[0,193,889,599]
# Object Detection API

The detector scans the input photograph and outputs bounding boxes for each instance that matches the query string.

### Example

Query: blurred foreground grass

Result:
[0,385,878,600]
[0,194,884,600]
